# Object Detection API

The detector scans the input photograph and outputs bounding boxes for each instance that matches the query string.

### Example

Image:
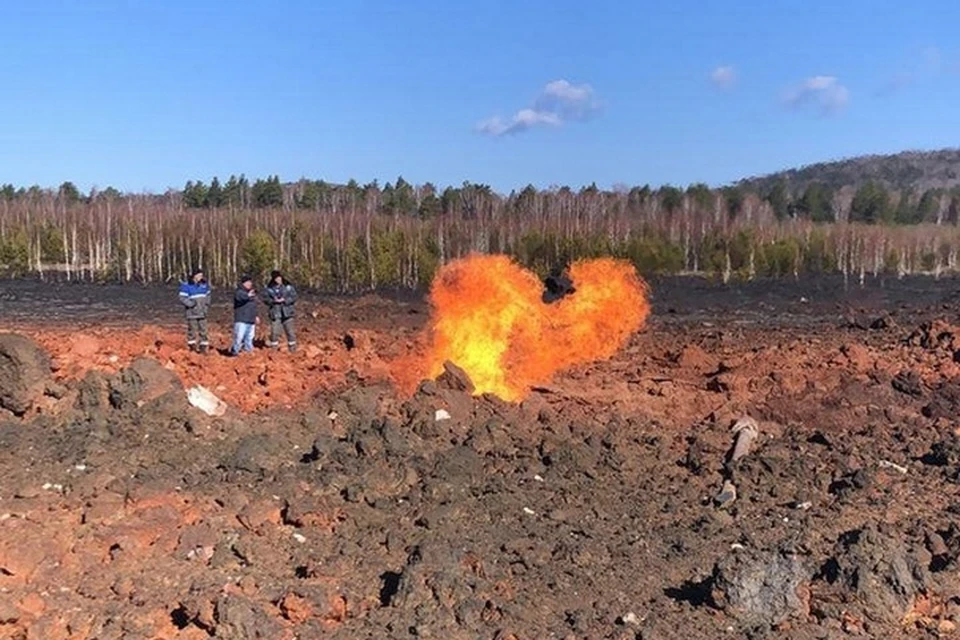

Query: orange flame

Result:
[400,253,650,401]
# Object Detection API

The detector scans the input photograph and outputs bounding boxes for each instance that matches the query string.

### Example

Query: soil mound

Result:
[0,333,51,415]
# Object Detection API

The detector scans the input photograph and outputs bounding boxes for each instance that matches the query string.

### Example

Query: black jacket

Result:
[233,286,258,324]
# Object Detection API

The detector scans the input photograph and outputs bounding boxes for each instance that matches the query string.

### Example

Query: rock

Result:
[237,499,282,532]
[715,480,737,508]
[213,594,283,639]
[711,549,810,627]
[923,381,960,420]
[279,592,313,624]
[108,357,182,410]
[905,321,956,350]
[0,333,52,415]
[891,370,923,397]
[922,434,960,477]
[187,385,227,416]
[618,612,641,626]
[435,361,475,394]
[75,369,109,411]
[224,434,289,477]
[832,524,929,623]
[43,381,69,399]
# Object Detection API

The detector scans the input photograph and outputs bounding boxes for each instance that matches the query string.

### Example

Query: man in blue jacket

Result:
[262,270,298,353]
[231,274,259,356]
[178,268,211,353]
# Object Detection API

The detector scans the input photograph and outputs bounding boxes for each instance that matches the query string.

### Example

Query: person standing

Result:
[231,274,258,355]
[262,270,298,353]
[178,268,211,353]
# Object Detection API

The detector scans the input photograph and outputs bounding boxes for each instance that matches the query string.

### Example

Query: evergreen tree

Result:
[659,185,683,213]
[686,183,713,212]
[850,182,892,224]
[206,176,224,208]
[182,180,208,208]
[765,181,790,220]
[796,183,834,222]
[252,175,283,208]
[723,186,745,219]
[894,188,917,225]
[58,181,82,204]
[917,188,941,223]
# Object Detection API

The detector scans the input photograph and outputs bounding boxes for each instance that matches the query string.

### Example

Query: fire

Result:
[402,253,650,401]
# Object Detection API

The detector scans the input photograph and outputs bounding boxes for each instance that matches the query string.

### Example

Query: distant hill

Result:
[738,148,960,195]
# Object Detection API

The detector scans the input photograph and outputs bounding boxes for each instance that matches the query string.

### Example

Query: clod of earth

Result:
[711,548,811,627]
[829,524,931,624]
[0,333,52,415]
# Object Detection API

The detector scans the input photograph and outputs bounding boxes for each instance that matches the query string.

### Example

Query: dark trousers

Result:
[186,318,209,348]
[268,317,296,350]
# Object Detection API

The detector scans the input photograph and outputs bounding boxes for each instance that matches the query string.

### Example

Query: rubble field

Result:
[1,275,960,639]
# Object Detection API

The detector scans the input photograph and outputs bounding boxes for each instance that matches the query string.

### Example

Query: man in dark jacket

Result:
[262,270,298,353]
[231,274,258,355]
[178,268,211,353]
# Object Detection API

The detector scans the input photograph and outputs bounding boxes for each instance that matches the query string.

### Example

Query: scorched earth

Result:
[0,268,960,639]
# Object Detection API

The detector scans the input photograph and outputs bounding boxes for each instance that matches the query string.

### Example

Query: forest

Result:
[2,170,960,291]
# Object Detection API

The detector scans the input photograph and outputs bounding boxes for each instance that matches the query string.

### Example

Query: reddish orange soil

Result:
[16,324,399,413]
[1,277,960,638]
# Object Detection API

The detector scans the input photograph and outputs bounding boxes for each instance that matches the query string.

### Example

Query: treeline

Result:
[739,148,960,196]
[1,176,960,290]
[765,180,960,225]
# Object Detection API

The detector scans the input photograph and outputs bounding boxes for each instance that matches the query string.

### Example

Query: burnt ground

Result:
[1,275,960,638]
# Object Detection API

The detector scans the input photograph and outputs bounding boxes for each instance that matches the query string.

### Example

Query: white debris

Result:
[533,474,544,482]
[186,546,213,562]
[795,501,813,510]
[879,460,908,474]
[186,385,227,417]
[730,417,760,462]
[522,507,536,516]
[41,483,64,493]
[328,411,338,420]
[73,464,87,472]
[108,355,119,363]
[292,533,307,544]
[620,612,642,626]
[435,409,451,422]
[730,543,746,550]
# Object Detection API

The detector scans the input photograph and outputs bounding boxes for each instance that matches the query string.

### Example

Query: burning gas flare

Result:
[400,254,650,401]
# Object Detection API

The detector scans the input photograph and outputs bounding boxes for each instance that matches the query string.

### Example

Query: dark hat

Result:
[191,267,204,277]
[271,270,282,280]
[240,274,252,283]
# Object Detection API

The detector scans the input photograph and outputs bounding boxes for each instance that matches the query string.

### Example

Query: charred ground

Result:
[1,275,960,638]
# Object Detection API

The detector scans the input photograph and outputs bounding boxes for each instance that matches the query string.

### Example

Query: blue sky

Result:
[2,0,960,194]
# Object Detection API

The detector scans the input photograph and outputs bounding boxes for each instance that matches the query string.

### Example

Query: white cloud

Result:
[710,65,737,90]
[477,79,601,137]
[783,75,850,115]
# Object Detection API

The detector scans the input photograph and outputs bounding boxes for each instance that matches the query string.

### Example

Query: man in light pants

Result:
[230,275,258,356]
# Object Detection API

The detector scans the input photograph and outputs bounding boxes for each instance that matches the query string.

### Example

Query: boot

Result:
[188,344,197,353]
[198,345,208,355]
